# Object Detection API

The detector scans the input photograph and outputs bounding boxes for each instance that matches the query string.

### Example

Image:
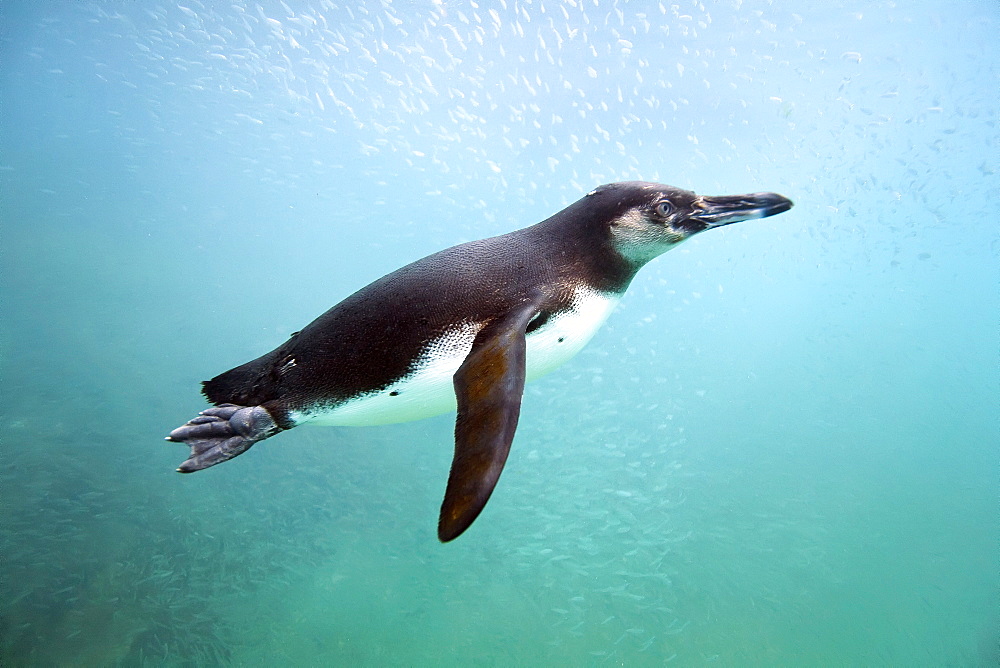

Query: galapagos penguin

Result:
[167,181,793,541]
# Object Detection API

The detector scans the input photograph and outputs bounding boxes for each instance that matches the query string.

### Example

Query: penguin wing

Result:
[437,291,546,542]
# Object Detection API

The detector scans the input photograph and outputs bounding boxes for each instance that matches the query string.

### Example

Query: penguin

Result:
[167,181,793,541]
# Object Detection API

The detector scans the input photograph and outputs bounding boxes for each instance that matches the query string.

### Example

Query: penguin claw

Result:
[167,404,280,473]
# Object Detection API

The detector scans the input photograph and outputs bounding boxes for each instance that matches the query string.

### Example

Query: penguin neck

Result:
[527,211,642,296]
[612,237,685,268]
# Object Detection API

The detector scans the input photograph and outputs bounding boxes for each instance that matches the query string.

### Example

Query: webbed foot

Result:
[166,404,280,472]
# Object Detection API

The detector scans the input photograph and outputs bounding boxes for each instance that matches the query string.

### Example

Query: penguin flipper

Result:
[438,294,544,542]
[166,404,280,472]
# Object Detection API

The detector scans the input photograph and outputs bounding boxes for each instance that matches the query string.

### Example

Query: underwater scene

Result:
[1,0,997,665]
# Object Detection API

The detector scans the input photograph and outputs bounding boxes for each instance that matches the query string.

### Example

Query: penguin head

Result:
[593,181,793,266]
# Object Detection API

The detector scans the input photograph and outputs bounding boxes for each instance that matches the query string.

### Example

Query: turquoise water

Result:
[1,0,997,664]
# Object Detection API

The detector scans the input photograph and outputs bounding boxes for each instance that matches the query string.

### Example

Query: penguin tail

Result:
[201,352,279,407]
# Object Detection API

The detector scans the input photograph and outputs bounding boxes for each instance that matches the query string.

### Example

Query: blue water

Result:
[2,0,997,664]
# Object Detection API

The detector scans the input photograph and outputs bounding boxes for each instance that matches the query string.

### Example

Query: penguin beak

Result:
[691,192,794,229]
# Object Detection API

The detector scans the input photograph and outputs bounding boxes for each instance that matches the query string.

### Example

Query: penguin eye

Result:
[655,201,675,217]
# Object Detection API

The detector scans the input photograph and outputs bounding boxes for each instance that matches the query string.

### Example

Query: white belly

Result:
[290,287,619,427]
